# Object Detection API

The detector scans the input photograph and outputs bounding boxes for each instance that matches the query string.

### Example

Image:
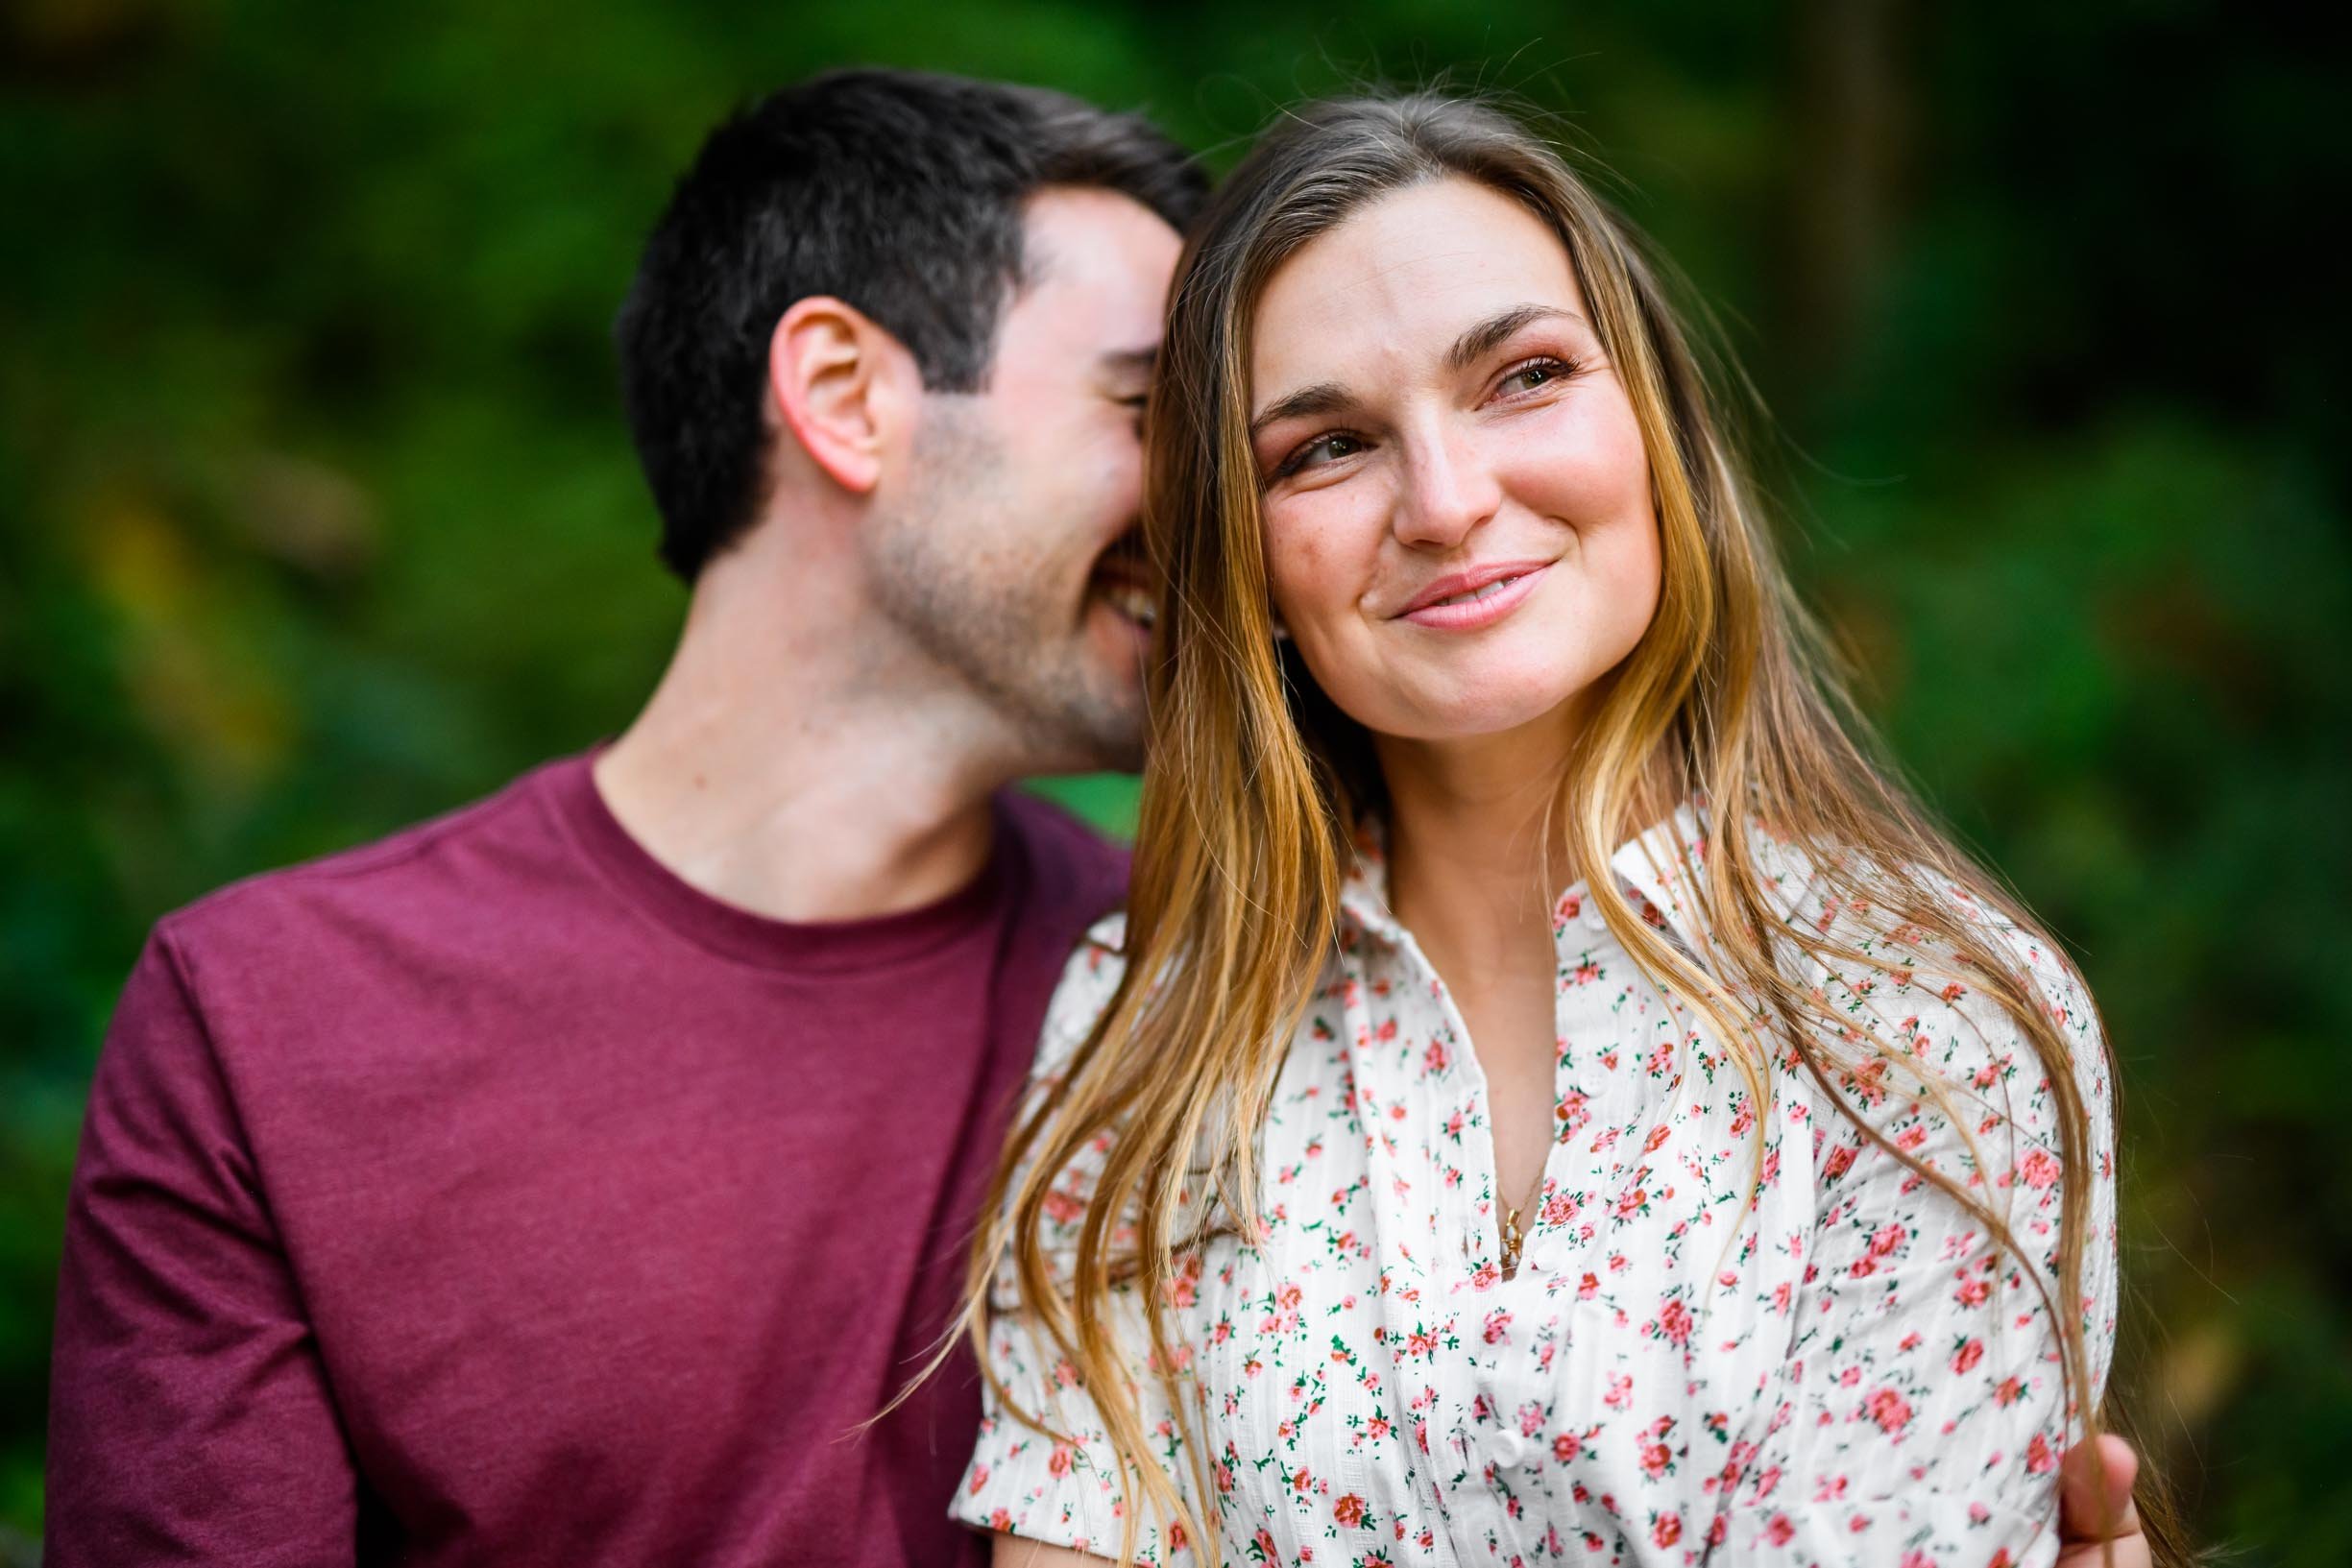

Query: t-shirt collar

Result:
[544,748,1014,972]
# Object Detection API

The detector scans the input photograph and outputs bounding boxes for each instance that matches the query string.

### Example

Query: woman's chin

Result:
[1355,678,1591,749]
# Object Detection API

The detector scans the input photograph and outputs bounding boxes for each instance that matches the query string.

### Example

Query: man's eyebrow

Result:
[1099,346,1158,380]
[1249,381,1353,439]
[1444,303,1583,373]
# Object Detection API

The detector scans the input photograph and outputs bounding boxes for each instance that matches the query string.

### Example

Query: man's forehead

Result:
[1018,188,1179,289]
[996,188,1179,369]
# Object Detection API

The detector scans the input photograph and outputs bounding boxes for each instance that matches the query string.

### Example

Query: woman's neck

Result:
[1374,714,1581,988]
[1371,708,1595,1234]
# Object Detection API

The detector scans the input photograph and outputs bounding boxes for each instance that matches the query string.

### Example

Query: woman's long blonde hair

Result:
[958,94,2173,1564]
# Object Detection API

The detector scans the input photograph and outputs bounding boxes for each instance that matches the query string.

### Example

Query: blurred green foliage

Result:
[4,0,2345,1559]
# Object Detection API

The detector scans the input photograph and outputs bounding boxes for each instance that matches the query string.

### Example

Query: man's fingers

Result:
[2096,1433,2144,1535]
[2059,1433,2143,1540]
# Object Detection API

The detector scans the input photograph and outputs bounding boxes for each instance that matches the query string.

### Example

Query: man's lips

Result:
[1393,559,1555,624]
[1088,557,1157,630]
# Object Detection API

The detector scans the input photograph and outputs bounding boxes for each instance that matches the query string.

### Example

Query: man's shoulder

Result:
[153,755,583,966]
[997,787,1131,927]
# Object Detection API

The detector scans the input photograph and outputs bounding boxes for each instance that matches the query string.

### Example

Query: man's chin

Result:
[1048,701,1146,777]
[989,654,1145,777]
[1093,731,1147,776]
[1067,607,1152,759]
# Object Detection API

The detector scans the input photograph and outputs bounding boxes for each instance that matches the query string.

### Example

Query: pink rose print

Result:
[1864,1387,1912,1435]
[1659,1297,1694,1347]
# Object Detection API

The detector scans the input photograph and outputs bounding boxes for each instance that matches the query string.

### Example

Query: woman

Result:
[956,95,2121,1566]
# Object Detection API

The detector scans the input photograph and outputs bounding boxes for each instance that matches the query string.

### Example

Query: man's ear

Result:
[766,297,916,495]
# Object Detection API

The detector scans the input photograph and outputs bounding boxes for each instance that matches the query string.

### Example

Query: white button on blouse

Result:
[957,810,2117,1568]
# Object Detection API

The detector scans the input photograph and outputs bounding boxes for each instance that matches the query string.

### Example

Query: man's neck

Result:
[592,553,1022,926]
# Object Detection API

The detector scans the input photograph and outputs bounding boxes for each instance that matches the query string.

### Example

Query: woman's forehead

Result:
[1249,178,1586,398]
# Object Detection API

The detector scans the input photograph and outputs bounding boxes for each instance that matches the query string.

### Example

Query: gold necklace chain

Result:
[1497,1163,1547,1279]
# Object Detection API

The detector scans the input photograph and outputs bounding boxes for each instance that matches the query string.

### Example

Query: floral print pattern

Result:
[957,809,2117,1568]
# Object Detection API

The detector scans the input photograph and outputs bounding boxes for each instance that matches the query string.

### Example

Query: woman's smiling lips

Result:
[1392,559,1554,630]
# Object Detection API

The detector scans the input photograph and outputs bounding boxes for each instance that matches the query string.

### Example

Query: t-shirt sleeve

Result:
[46,928,359,1568]
[1717,916,2119,1568]
[952,917,1203,1563]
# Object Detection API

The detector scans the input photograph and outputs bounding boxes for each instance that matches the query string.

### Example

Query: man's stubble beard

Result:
[861,407,1146,774]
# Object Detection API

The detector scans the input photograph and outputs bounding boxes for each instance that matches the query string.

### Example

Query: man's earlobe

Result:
[767,298,907,495]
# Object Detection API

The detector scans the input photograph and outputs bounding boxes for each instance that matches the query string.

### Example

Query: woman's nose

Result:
[1393,423,1501,550]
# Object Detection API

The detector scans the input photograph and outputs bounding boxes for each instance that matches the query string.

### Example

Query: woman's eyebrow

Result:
[1250,305,1588,437]
[1444,303,1583,373]
[1249,381,1354,439]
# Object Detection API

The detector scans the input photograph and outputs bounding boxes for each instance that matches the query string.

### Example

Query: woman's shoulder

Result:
[1726,813,2096,1022]
[1078,906,1128,956]
[1770,846,2115,1163]
[1032,908,1132,1075]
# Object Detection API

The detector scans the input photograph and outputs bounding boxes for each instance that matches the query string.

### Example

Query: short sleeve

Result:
[47,928,360,1566]
[951,915,1204,1562]
[1719,909,2119,1567]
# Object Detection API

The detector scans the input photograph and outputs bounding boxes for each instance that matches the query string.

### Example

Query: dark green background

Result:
[4,1,2344,1559]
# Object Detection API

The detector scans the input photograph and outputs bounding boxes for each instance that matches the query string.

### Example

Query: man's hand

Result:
[2058,1434,2146,1568]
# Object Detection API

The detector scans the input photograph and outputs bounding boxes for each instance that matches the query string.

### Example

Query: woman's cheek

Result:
[1263,498,1352,636]
[1497,380,1649,511]
[1260,521,1310,636]
[1497,439,1628,530]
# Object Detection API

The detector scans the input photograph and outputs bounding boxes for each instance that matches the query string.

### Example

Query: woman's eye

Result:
[1497,356,1578,398]
[1280,432,1364,478]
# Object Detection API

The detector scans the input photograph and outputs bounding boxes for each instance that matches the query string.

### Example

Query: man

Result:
[48,70,1192,1567]
[47,66,2150,1568]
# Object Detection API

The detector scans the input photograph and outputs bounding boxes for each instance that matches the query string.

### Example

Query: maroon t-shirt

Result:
[46,754,1128,1566]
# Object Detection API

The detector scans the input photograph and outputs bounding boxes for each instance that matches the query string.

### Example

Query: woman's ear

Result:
[766,296,917,495]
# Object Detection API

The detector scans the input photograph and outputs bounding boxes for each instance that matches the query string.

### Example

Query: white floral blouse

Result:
[955,810,2118,1568]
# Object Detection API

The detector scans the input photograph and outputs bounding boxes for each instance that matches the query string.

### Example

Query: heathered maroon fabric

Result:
[47,753,1128,1567]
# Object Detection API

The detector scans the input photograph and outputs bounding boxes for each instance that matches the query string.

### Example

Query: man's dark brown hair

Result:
[616,69,1205,580]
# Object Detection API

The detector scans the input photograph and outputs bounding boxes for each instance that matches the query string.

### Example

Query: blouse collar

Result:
[1336,801,1821,959]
